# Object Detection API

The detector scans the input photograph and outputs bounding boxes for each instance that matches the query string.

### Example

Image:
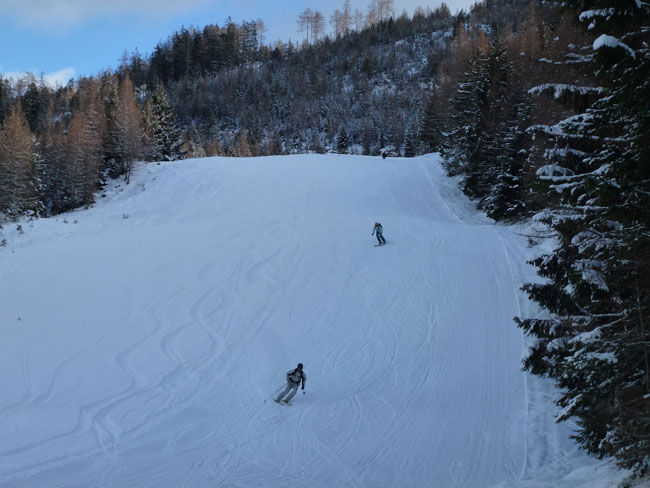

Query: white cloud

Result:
[0,0,209,31]
[1,67,77,87]
[44,67,77,86]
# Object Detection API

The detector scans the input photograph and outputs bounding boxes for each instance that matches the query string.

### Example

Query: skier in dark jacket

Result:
[372,222,386,245]
[275,363,306,404]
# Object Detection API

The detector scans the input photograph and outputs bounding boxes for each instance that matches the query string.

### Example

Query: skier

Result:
[372,222,386,246]
[275,363,306,404]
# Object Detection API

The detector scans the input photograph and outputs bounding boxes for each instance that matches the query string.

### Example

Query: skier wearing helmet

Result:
[372,222,386,246]
[275,363,306,404]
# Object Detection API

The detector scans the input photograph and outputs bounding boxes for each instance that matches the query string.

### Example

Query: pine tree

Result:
[106,75,144,182]
[337,127,349,153]
[0,101,39,218]
[64,109,102,208]
[420,92,443,152]
[0,76,12,126]
[144,85,184,162]
[517,0,650,473]
[403,125,418,157]
[39,100,67,215]
[481,103,528,220]
[102,75,122,178]
[478,42,529,220]
[440,36,528,220]
[21,77,49,134]
[441,43,490,179]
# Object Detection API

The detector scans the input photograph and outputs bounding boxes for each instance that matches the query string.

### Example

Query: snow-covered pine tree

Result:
[337,127,349,154]
[517,0,650,473]
[481,96,529,221]
[145,85,184,162]
[441,42,491,178]
[442,35,528,220]
[403,125,418,157]
[478,41,529,221]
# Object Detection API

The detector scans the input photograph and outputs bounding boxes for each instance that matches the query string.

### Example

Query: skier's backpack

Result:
[288,368,303,384]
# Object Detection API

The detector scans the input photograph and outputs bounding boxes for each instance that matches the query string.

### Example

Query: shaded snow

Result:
[536,164,575,178]
[528,84,605,99]
[579,9,616,22]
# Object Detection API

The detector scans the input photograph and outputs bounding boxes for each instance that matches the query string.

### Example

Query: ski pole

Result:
[271,383,287,396]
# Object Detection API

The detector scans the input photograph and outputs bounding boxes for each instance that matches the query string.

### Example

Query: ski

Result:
[273,399,292,406]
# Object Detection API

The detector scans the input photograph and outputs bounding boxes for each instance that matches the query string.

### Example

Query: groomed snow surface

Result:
[0,154,632,487]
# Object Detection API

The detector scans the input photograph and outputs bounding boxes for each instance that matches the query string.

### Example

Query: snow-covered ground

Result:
[0,154,632,487]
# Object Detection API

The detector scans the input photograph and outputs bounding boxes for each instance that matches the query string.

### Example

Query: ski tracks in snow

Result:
[0,155,597,487]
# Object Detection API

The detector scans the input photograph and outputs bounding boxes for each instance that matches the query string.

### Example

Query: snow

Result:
[585,353,617,364]
[578,267,610,291]
[528,83,605,99]
[536,164,576,178]
[0,154,635,487]
[593,34,636,58]
[543,148,587,160]
[593,34,620,49]
[579,9,616,22]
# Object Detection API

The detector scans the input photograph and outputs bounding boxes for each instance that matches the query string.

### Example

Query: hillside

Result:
[0,154,628,487]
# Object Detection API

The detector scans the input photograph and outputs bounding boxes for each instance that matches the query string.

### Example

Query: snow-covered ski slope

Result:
[0,154,628,487]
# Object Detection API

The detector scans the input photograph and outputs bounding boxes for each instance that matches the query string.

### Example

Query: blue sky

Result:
[0,0,476,85]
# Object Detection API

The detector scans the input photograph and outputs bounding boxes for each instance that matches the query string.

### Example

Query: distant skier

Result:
[372,222,386,246]
[275,363,306,404]
[381,150,387,159]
